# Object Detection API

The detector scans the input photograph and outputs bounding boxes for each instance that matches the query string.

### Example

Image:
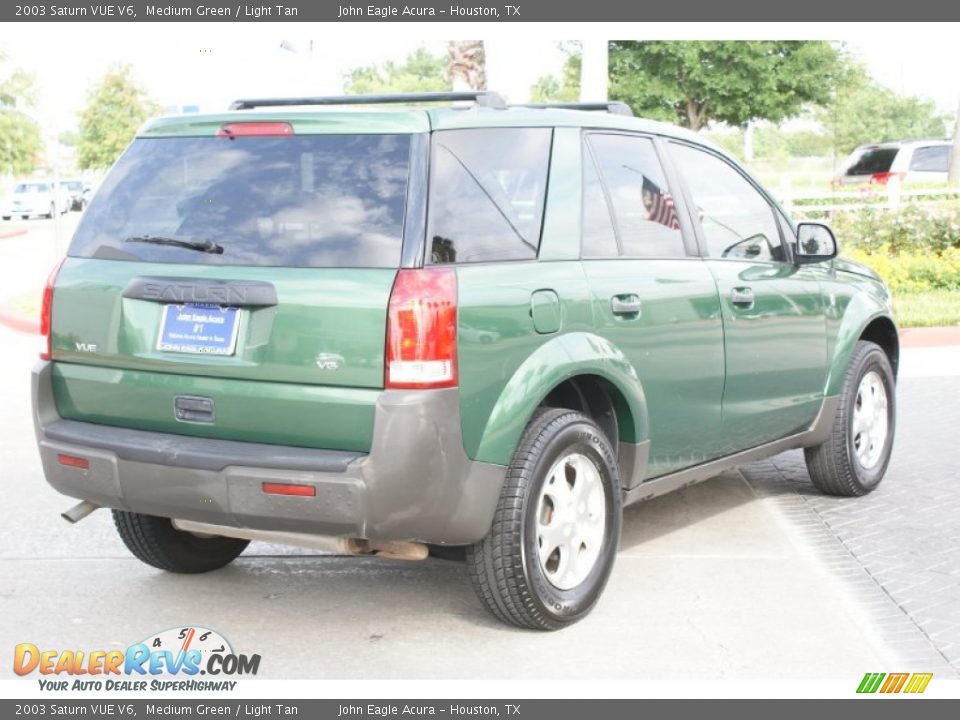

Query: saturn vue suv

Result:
[33,92,898,630]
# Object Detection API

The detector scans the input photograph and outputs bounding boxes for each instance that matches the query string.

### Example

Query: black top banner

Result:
[4,0,960,22]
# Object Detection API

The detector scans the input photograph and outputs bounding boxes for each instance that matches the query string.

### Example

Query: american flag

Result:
[641,176,680,230]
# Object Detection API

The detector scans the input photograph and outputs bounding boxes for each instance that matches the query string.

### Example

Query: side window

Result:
[582,147,618,257]
[670,143,784,262]
[427,128,551,264]
[909,145,951,172]
[587,134,686,258]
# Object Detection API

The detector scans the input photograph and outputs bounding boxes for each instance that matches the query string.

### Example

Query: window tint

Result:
[670,143,783,262]
[581,148,618,257]
[844,147,898,176]
[68,134,411,268]
[587,134,685,257]
[909,145,951,172]
[427,128,551,264]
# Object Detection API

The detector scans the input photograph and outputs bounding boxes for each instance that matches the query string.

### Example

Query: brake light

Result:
[40,259,65,361]
[869,171,906,186]
[385,268,458,389]
[217,122,294,137]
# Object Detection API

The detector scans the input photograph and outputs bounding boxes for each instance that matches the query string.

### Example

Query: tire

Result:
[113,510,249,573]
[1,216,9,221]
[804,340,896,496]
[467,408,623,630]
[45,204,54,219]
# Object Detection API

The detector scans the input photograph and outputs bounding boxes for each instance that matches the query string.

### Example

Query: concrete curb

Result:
[0,306,38,335]
[899,326,960,348]
[0,227,28,240]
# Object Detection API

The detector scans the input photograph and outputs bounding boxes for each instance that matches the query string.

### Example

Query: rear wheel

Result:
[467,408,622,630]
[804,340,896,496]
[44,203,54,219]
[113,510,248,573]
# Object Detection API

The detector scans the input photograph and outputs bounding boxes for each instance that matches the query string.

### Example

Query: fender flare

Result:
[825,295,896,397]
[472,332,650,466]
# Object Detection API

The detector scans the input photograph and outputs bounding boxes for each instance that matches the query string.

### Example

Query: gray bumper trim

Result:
[44,419,364,473]
[33,362,508,544]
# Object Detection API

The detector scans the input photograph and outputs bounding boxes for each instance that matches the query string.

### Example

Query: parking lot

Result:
[1,216,958,680]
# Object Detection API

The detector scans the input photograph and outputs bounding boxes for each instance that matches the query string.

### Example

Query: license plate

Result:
[157,304,240,356]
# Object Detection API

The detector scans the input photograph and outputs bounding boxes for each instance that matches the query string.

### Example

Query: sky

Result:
[3,23,959,140]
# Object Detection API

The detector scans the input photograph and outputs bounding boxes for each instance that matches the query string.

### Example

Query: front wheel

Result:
[805,340,896,496]
[467,408,623,630]
[113,510,249,573]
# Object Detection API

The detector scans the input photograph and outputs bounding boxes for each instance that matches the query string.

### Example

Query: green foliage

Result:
[891,291,960,328]
[609,41,841,130]
[344,47,449,94]
[77,65,157,170]
[837,205,960,296]
[820,63,948,156]
[0,52,41,175]
[834,205,960,256]
[530,43,581,103]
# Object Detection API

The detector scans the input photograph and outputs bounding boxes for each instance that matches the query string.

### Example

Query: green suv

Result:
[33,92,898,630]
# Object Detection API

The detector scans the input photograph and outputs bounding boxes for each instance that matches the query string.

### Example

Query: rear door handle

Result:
[610,294,642,316]
[731,287,755,307]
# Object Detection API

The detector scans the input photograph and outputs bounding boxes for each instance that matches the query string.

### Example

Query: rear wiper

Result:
[124,235,223,255]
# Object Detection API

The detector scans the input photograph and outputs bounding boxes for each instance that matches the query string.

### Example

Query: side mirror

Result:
[795,222,838,264]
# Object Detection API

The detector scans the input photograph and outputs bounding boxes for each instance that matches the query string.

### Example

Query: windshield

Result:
[15,183,50,193]
[68,133,412,268]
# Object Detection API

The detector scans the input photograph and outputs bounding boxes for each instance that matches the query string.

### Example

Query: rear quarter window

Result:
[427,128,552,264]
[909,145,951,172]
[68,133,412,268]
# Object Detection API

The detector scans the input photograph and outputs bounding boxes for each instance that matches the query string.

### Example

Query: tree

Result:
[77,64,157,170]
[0,52,42,175]
[345,47,449,94]
[447,41,486,91]
[608,41,842,131]
[531,43,581,102]
[819,63,949,157]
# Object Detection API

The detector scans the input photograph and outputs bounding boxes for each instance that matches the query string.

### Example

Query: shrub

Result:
[832,204,960,255]
[844,245,960,294]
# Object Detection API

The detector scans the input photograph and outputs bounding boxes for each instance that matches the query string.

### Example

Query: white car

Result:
[835,139,953,187]
[2,181,70,220]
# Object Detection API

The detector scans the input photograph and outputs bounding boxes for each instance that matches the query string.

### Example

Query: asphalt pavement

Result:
[0,217,955,680]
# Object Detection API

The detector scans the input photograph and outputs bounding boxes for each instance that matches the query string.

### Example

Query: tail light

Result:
[385,268,458,389]
[869,171,906,186]
[39,259,65,361]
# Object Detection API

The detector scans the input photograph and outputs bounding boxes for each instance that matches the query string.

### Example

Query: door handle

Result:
[731,287,755,306]
[610,294,642,316]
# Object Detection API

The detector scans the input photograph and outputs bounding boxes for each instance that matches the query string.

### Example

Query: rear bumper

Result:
[33,362,507,544]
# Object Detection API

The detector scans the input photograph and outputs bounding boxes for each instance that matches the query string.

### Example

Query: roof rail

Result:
[517,101,634,117]
[229,91,507,111]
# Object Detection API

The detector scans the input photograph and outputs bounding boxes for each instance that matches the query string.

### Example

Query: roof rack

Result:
[229,91,507,111]
[517,101,634,117]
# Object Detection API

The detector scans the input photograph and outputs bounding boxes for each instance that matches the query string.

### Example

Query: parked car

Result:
[2,181,70,220]
[835,139,953,187]
[34,92,898,630]
[58,180,91,211]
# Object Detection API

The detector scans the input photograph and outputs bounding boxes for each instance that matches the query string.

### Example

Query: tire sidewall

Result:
[845,346,896,491]
[520,418,622,624]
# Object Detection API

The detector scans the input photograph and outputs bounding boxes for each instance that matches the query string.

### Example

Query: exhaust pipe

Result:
[171,519,428,561]
[61,500,100,524]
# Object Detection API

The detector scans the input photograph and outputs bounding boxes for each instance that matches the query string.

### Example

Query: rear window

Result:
[68,134,412,268]
[427,128,551,264]
[909,145,951,172]
[843,148,898,176]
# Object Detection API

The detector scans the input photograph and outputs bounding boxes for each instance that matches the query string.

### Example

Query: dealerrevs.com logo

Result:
[14,626,260,692]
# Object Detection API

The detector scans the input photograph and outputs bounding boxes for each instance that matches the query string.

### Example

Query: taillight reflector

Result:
[57,454,90,470]
[217,122,294,138]
[869,171,906,186]
[40,258,65,361]
[385,268,458,390]
[262,482,316,497]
